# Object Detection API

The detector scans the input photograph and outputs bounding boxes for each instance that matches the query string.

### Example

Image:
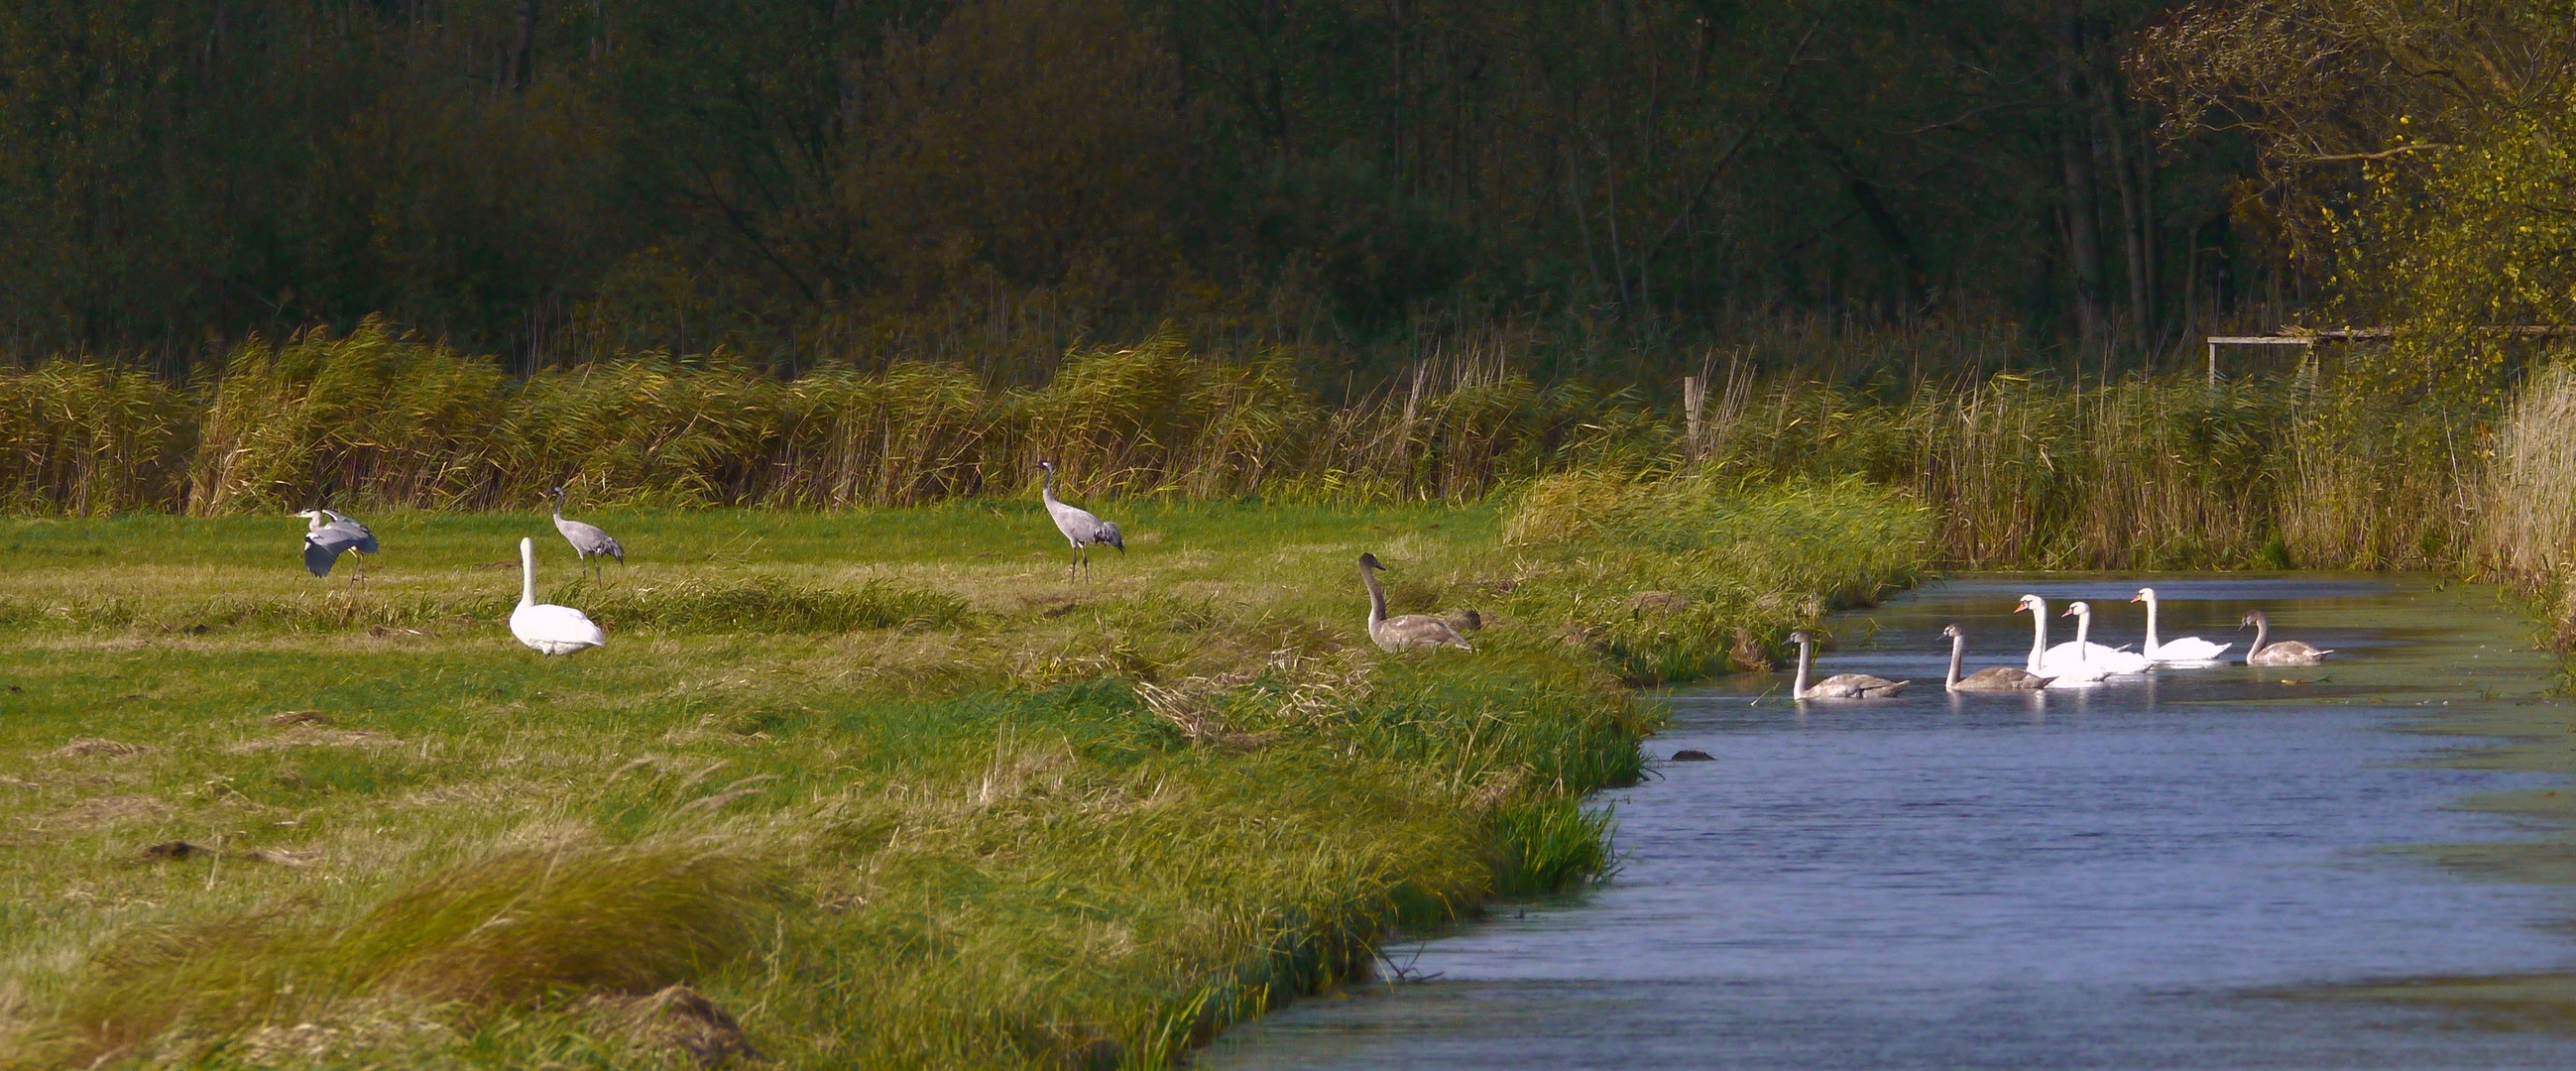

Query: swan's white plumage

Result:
[510,537,604,655]
[2016,595,2109,687]
[2133,587,2232,663]
[2059,602,2153,673]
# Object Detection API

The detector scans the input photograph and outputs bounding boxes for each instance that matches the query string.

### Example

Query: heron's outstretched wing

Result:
[303,528,365,577]
[319,512,380,554]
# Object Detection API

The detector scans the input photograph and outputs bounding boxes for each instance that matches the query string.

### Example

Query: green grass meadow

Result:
[0,485,1927,1068]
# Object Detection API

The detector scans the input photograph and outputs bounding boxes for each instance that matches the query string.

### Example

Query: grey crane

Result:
[548,486,625,580]
[1037,461,1122,580]
[292,509,380,582]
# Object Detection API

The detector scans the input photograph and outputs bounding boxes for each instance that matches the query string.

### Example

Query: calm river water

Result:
[1201,575,2576,1069]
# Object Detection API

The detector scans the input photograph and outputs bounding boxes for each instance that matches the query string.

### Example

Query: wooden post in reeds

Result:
[1682,374,1707,464]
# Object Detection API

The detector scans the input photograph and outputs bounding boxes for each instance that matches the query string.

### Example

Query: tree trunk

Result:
[2053,3,2106,353]
[511,0,537,93]
[2087,33,2150,348]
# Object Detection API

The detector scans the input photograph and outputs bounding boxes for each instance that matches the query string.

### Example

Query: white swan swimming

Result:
[510,536,605,656]
[2014,595,2108,686]
[2060,601,2154,673]
[2131,587,2230,663]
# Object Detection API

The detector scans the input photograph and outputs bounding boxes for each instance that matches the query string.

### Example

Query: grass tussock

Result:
[1506,472,1931,683]
[0,575,965,638]
[24,843,772,1068]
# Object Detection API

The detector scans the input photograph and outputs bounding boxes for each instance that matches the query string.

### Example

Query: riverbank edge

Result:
[0,492,1934,1068]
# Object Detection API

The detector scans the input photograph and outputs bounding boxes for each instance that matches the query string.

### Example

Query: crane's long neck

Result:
[2026,604,2048,671]
[550,493,563,521]
[1946,634,1964,689]
[1794,637,1813,696]
[1361,565,1387,626]
[1040,466,1059,507]
[520,539,536,608]
[2142,595,2161,654]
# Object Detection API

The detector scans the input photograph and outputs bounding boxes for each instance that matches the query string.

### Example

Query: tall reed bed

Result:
[0,362,190,515]
[159,321,1668,514]
[1692,374,2475,572]
[2480,363,2576,641]
[7,316,2558,601]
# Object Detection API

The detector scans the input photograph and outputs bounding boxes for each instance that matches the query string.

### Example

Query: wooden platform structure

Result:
[2203,326,2575,385]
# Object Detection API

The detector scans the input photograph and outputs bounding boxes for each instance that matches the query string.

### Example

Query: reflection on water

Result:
[1199,575,2576,1069]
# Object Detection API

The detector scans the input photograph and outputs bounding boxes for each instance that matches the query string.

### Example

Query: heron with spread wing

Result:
[293,509,379,583]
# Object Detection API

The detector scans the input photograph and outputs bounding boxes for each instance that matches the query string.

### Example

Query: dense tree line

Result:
[0,0,2467,377]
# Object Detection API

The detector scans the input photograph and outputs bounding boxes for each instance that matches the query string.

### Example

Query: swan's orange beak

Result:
[2059,606,2078,617]
[2012,603,2028,614]
[2128,594,2144,602]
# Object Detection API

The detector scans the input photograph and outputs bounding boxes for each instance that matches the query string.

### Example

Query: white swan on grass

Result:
[510,536,605,656]
[2131,587,2231,663]
[2060,601,2154,673]
[2014,595,2108,686]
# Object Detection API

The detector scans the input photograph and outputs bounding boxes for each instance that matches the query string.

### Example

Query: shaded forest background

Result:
[2,0,2351,382]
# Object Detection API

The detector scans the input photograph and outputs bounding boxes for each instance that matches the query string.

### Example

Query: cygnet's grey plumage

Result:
[1037,461,1122,580]
[293,509,379,578]
[2241,610,2333,665]
[1357,553,1472,653]
[1940,624,2052,692]
[1790,629,1908,698]
[548,486,624,577]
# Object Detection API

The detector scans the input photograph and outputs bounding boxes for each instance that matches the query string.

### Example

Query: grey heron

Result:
[548,486,625,580]
[292,509,380,583]
[1037,461,1122,580]
[511,536,606,655]
[1354,553,1472,652]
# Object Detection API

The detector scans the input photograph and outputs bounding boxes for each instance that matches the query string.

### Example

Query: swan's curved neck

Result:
[2026,604,2048,671]
[1946,633,1964,689]
[2249,616,2269,661]
[2072,607,2091,649]
[520,539,536,608]
[1794,636,1813,695]
[1360,565,1387,626]
[2141,594,2160,654]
